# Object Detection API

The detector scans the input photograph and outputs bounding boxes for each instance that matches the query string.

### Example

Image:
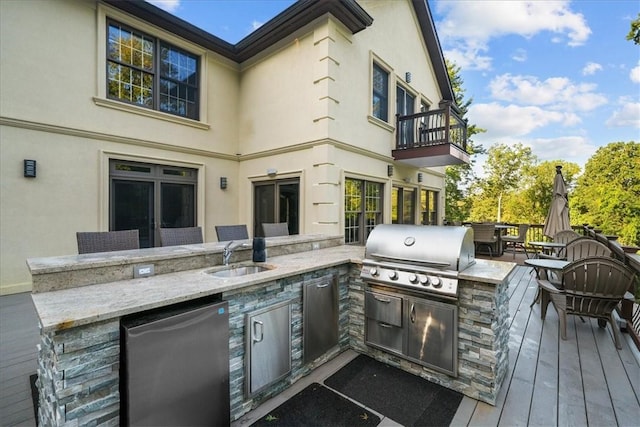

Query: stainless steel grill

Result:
[360,224,475,299]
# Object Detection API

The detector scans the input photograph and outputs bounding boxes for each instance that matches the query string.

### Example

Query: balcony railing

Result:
[393,102,469,167]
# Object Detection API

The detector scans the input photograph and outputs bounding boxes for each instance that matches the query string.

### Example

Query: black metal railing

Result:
[395,104,468,152]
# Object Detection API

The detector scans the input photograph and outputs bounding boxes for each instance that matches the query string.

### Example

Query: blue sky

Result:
[147,0,639,172]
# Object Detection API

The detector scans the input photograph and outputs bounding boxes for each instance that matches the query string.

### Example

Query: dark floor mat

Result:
[250,382,380,427]
[324,355,463,427]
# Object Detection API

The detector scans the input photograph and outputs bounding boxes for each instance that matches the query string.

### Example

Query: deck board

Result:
[2,260,639,427]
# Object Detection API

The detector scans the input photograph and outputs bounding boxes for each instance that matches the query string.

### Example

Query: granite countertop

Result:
[31,245,364,333]
[31,245,515,333]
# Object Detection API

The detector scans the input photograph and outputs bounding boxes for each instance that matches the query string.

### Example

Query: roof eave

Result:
[103,0,373,63]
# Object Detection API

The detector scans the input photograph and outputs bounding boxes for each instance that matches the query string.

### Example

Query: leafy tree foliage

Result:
[444,60,485,222]
[627,13,640,45]
[520,161,580,223]
[571,142,640,246]
[469,143,536,222]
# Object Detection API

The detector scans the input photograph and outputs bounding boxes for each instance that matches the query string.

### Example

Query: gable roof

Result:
[105,0,454,102]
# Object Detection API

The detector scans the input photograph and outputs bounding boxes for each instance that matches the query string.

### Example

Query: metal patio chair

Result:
[262,222,289,237]
[501,224,530,259]
[471,223,497,259]
[537,256,635,349]
[159,227,203,246]
[215,224,249,242]
[76,230,140,254]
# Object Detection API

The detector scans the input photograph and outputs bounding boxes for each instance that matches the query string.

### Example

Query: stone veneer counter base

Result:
[27,237,515,426]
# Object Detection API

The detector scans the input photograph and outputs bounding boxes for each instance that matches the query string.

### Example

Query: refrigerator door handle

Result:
[252,319,264,343]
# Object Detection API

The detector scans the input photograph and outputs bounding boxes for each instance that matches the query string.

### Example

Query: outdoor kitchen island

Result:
[28,233,515,426]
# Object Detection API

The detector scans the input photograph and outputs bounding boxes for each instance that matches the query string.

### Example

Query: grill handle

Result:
[368,253,450,268]
[410,303,416,323]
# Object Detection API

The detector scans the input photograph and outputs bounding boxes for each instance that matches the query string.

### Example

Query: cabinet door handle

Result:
[378,322,393,328]
[316,283,329,288]
[374,296,391,303]
[410,304,416,323]
[252,320,264,343]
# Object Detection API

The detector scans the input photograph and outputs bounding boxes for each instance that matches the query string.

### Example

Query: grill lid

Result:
[364,224,475,272]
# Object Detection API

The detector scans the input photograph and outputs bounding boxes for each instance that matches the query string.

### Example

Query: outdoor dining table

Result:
[528,241,567,258]
[493,224,514,256]
[524,258,570,318]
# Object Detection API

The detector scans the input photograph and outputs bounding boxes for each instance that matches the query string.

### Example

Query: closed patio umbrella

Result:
[543,165,571,238]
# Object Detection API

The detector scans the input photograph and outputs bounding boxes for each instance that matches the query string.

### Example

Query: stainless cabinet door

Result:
[246,301,292,396]
[303,275,339,364]
[406,297,458,376]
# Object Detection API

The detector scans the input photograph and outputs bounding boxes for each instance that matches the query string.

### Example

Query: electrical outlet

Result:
[312,242,320,250]
[134,264,154,278]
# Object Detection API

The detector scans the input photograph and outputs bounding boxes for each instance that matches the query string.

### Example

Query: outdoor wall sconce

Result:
[24,159,36,178]
[220,177,227,190]
[417,172,423,182]
[405,72,412,83]
[267,168,277,177]
[387,165,394,176]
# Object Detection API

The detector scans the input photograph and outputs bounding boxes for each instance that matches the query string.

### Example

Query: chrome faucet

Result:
[223,241,249,265]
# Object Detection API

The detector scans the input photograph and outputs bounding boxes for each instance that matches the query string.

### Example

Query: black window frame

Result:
[372,63,389,122]
[107,20,200,120]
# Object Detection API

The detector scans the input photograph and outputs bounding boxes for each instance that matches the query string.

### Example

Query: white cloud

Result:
[435,0,591,69]
[605,101,640,128]
[468,102,578,138]
[252,20,264,31]
[631,62,640,84]
[511,48,527,62]
[488,74,607,112]
[582,62,602,76]
[146,0,180,12]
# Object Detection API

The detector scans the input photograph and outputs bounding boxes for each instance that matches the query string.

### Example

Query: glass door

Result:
[110,160,197,248]
[397,86,415,147]
[253,180,299,237]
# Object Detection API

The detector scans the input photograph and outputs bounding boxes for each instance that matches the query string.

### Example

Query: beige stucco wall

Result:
[0,0,447,294]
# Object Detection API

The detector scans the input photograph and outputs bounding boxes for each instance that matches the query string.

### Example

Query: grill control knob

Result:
[369,267,378,276]
[408,274,418,283]
[388,270,398,280]
[419,275,429,286]
[430,276,442,288]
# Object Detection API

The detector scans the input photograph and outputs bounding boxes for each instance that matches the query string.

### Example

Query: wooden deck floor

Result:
[2,260,639,426]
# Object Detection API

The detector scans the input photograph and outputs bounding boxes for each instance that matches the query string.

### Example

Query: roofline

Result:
[103,0,373,63]
[412,0,455,103]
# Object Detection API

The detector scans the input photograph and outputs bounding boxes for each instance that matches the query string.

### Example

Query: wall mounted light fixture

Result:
[220,177,228,189]
[267,168,277,177]
[387,165,394,177]
[24,159,36,178]
[405,72,412,83]
[417,172,423,183]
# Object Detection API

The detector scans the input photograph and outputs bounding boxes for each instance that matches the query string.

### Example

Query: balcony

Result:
[393,101,470,167]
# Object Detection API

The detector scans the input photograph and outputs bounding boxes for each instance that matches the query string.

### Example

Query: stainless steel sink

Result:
[205,264,274,278]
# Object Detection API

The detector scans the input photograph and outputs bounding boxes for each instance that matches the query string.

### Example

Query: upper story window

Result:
[107,21,199,120]
[372,63,389,122]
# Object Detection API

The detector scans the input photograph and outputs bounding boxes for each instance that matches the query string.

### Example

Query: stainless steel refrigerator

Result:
[121,298,230,426]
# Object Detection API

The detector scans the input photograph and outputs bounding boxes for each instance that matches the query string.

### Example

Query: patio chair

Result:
[471,223,497,259]
[537,256,635,349]
[159,227,203,246]
[501,224,530,259]
[546,237,612,286]
[215,224,249,242]
[262,222,289,237]
[538,229,581,259]
[76,229,139,254]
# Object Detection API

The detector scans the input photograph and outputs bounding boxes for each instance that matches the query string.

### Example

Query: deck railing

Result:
[395,103,468,152]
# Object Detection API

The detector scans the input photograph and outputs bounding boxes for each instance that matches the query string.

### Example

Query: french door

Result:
[110,160,197,247]
[397,86,415,147]
[253,180,299,237]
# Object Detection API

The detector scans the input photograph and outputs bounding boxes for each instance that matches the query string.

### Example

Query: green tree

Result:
[470,143,536,222]
[571,141,640,246]
[627,13,640,45]
[444,60,485,223]
[519,161,581,224]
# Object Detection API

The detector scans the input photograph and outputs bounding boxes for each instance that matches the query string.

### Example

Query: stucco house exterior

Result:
[0,0,469,295]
